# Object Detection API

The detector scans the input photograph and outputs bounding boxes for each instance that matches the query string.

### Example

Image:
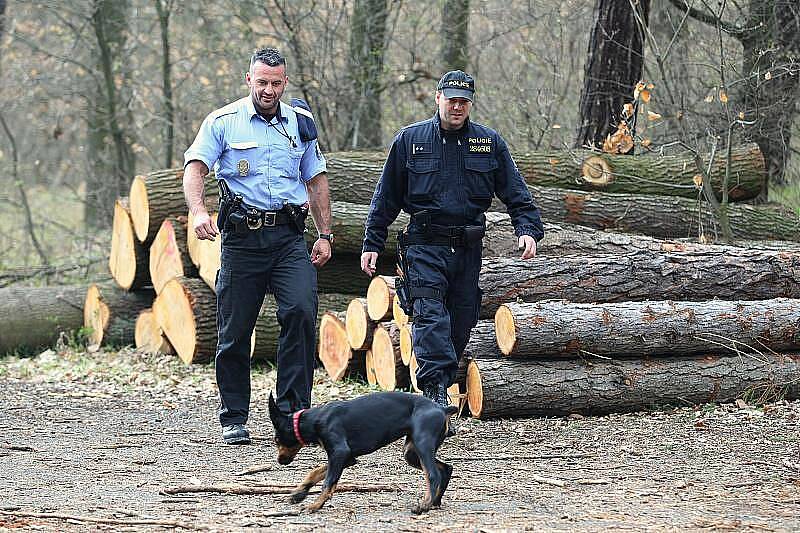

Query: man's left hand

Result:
[518,235,537,260]
[311,238,332,268]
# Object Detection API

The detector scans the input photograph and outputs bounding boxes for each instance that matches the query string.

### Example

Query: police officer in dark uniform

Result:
[360,70,543,407]
[184,48,333,444]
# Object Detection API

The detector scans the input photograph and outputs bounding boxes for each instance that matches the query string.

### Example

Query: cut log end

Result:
[83,284,109,346]
[392,296,408,327]
[345,298,371,350]
[399,324,413,366]
[366,276,395,321]
[318,313,352,381]
[409,353,419,392]
[154,278,205,365]
[129,176,150,243]
[134,308,173,354]
[494,305,518,356]
[109,199,138,290]
[365,349,378,386]
[580,155,614,186]
[466,359,483,418]
[150,217,195,294]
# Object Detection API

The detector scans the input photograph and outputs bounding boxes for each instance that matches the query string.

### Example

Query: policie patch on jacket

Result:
[411,142,432,156]
[468,136,493,154]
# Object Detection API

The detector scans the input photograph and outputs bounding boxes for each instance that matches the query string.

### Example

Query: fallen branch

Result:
[530,474,568,487]
[0,510,199,530]
[1,443,38,452]
[446,453,594,461]
[160,483,399,496]
[235,464,273,476]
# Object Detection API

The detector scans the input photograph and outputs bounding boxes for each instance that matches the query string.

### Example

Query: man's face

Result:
[246,61,287,117]
[436,91,472,130]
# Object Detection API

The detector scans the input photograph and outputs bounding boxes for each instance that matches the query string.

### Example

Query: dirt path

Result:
[1,349,799,532]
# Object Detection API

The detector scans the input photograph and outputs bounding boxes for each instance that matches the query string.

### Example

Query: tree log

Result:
[466,353,800,419]
[196,213,222,290]
[529,185,800,242]
[305,202,408,256]
[129,169,218,244]
[149,216,199,294]
[153,277,217,364]
[496,298,800,359]
[366,275,395,321]
[325,146,765,202]
[134,308,174,354]
[365,349,378,386]
[399,324,413,366]
[109,198,150,290]
[253,293,355,361]
[479,249,800,317]
[346,298,375,350]
[392,296,409,328]
[0,285,87,355]
[318,312,353,381]
[83,284,154,347]
[371,322,408,391]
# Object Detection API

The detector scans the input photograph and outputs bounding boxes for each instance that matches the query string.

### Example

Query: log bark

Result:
[371,321,408,391]
[479,249,800,318]
[129,168,218,244]
[153,276,217,364]
[83,284,154,347]
[253,293,356,361]
[134,308,174,354]
[149,216,198,294]
[466,353,800,419]
[529,184,800,242]
[346,298,374,350]
[496,298,800,359]
[0,285,87,355]
[305,202,408,257]
[109,198,150,290]
[366,275,395,321]
[325,146,766,202]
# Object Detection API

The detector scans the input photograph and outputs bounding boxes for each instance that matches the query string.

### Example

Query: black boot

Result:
[422,381,449,408]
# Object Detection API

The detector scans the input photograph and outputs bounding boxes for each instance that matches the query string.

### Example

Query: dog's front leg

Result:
[290,462,327,504]
[304,448,351,513]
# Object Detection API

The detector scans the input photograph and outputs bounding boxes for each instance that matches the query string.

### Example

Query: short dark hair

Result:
[250,47,286,70]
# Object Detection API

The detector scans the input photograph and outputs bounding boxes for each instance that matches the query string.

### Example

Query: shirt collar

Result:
[246,97,288,124]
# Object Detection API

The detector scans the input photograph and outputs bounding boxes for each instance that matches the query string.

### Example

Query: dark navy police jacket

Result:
[363,113,544,253]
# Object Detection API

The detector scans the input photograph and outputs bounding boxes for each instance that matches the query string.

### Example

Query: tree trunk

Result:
[129,169,218,244]
[109,198,150,290]
[466,353,800,419]
[371,322,408,390]
[305,202,408,257]
[366,275,395,321]
[324,146,766,202]
[149,216,198,294]
[576,0,650,152]
[0,285,87,355]
[134,308,173,354]
[153,277,217,364]
[441,0,470,71]
[479,249,800,317]
[529,184,799,241]
[154,0,174,168]
[347,0,389,149]
[495,298,800,359]
[83,284,154,347]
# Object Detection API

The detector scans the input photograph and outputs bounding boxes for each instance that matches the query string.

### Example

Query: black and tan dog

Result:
[268,391,457,514]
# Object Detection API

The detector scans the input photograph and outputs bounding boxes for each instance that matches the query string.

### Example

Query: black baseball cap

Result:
[437,70,475,101]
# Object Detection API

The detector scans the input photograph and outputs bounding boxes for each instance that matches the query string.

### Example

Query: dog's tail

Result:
[444,405,458,416]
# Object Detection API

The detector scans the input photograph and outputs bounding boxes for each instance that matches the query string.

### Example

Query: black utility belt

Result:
[399,224,485,248]
[230,205,295,230]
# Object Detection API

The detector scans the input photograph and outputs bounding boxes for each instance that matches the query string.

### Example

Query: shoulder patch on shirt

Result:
[411,142,432,156]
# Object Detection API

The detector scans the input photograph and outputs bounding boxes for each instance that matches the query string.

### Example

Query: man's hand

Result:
[311,238,332,268]
[360,252,378,276]
[193,210,219,241]
[518,235,537,260]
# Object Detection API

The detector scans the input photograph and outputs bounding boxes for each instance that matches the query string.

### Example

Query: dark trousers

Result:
[406,242,482,388]
[215,224,318,426]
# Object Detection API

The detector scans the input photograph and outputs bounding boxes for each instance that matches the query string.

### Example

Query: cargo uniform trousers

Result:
[215,224,318,425]
[406,240,482,389]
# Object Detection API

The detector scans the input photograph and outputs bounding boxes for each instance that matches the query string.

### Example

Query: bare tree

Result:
[441,0,470,71]
[154,0,174,168]
[576,0,650,152]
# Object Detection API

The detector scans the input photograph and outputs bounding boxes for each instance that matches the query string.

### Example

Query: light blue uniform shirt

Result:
[184,97,327,211]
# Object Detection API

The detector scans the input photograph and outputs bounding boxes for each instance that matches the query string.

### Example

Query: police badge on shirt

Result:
[467,136,492,154]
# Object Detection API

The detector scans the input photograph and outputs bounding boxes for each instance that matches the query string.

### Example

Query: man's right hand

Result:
[193,210,219,241]
[360,252,378,277]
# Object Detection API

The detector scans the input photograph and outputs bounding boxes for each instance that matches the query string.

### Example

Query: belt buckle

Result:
[263,211,277,227]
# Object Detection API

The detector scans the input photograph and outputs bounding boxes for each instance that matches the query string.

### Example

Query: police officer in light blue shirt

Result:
[183,47,333,445]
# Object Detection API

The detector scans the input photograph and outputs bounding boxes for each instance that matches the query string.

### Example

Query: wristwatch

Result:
[318,232,335,245]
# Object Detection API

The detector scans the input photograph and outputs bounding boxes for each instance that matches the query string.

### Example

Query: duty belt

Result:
[399,223,485,248]
[243,206,294,230]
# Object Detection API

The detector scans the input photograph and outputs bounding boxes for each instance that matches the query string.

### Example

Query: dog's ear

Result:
[268,392,282,426]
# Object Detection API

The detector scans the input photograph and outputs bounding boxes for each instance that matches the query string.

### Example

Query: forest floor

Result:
[1,347,799,532]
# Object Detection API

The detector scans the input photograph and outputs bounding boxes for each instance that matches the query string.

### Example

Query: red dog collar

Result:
[293,409,307,447]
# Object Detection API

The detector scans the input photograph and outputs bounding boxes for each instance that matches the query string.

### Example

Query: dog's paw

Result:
[410,502,430,515]
[302,503,322,514]
[289,490,308,504]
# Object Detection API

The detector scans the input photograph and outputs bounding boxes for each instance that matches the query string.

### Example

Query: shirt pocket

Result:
[274,145,305,180]
[406,157,441,202]
[464,156,497,207]
[228,141,260,177]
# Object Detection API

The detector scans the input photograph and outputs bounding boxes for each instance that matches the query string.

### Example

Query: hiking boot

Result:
[222,423,251,445]
[422,381,450,408]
